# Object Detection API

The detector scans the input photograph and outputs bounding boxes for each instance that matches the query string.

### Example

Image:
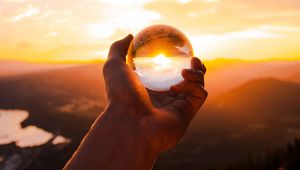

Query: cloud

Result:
[17,42,33,48]
[261,25,300,33]
[11,6,40,22]
[91,49,109,60]
[45,32,60,38]
[189,27,284,58]
[85,0,161,40]
[2,0,27,3]
[98,0,152,5]
[177,0,192,3]
[190,28,284,48]
[145,0,300,35]
[177,0,219,4]
[1,0,300,61]
[203,0,219,2]
[222,29,283,39]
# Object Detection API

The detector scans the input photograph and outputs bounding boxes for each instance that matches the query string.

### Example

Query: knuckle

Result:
[110,40,121,49]
[109,43,116,52]
[191,69,204,76]
[197,71,204,79]
[185,69,204,80]
[109,40,122,54]
[194,85,208,98]
[197,69,205,75]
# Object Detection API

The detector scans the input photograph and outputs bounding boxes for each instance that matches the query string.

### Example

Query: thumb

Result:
[108,34,133,61]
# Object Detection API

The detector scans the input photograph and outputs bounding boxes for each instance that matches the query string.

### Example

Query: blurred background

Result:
[0,0,300,170]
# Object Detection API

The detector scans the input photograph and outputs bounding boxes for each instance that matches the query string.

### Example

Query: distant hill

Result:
[155,78,300,170]
[0,63,106,141]
[285,70,300,84]
[0,61,80,77]
[205,60,300,98]
[1,60,300,170]
[209,78,300,121]
[0,63,106,110]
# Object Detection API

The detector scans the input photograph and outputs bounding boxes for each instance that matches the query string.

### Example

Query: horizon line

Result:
[1,57,300,65]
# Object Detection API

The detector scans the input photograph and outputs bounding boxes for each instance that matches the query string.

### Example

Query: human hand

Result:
[103,34,208,155]
[64,34,207,170]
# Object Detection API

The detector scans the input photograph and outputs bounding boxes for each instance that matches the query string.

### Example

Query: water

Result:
[0,109,69,147]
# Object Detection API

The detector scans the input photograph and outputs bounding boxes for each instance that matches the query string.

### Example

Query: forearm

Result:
[64,106,157,170]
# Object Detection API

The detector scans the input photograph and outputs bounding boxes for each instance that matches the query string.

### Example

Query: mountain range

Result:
[0,59,300,170]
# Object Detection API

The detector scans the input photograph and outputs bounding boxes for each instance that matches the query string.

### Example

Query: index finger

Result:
[171,81,208,115]
[191,57,206,74]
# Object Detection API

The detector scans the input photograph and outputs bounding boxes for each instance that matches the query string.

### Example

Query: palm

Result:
[140,89,196,152]
[103,35,207,154]
[147,89,191,115]
[148,89,187,108]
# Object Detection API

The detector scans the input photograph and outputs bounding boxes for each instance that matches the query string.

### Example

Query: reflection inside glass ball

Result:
[127,25,194,91]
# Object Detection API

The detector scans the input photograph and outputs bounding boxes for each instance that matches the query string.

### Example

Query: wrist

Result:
[93,106,158,169]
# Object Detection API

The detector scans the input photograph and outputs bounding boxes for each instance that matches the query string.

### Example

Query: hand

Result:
[103,34,208,154]
[64,34,208,170]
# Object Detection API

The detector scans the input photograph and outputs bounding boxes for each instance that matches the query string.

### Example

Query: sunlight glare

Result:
[153,54,171,68]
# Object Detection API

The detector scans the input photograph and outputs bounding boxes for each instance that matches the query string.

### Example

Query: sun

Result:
[152,54,171,67]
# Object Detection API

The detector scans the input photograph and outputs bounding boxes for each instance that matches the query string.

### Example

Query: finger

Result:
[181,69,204,86]
[175,92,189,100]
[171,81,206,98]
[187,86,207,114]
[103,34,133,78]
[191,57,206,74]
[191,57,202,69]
[171,81,208,113]
[108,34,133,61]
[103,34,138,100]
[170,81,185,92]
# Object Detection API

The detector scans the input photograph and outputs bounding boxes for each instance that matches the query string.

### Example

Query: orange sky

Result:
[0,0,300,62]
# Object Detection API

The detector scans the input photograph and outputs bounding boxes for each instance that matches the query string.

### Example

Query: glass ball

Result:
[127,25,194,91]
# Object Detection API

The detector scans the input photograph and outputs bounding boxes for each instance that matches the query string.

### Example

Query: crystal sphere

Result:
[127,25,194,91]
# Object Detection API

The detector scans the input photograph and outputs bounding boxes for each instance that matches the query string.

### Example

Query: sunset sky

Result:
[1,0,300,62]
